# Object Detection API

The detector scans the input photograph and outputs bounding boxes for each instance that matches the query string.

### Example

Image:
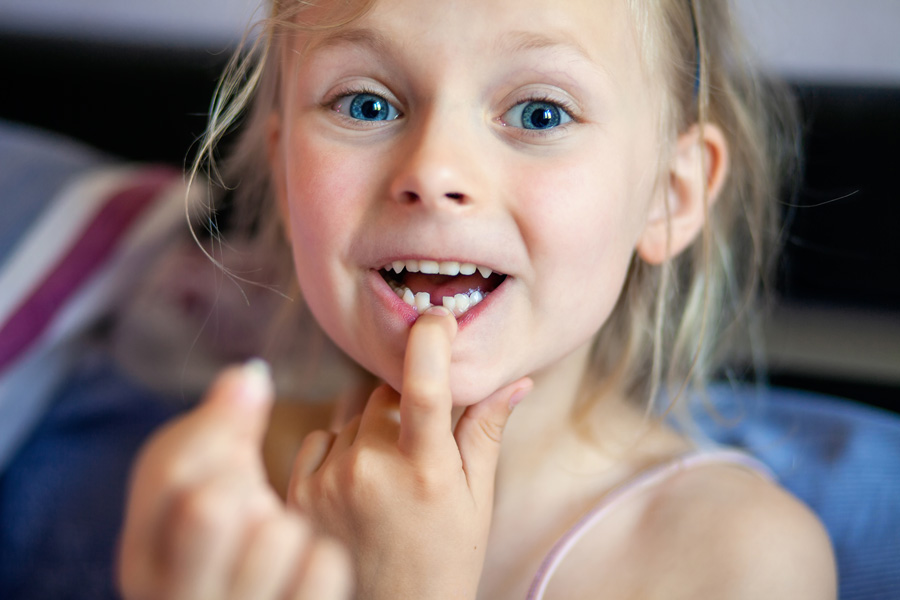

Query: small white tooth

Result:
[406,260,420,273]
[459,263,477,276]
[477,266,493,278]
[439,261,460,276]
[384,264,392,271]
[442,296,457,313]
[415,292,432,313]
[395,286,406,299]
[392,261,405,273]
[454,293,470,314]
[419,260,439,274]
[402,288,416,306]
[470,290,484,306]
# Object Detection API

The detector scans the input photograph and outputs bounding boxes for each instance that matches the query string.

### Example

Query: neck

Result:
[490,343,673,508]
[492,344,604,499]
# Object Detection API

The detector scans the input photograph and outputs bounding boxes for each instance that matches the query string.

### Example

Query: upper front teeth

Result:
[439,262,459,276]
[385,259,492,279]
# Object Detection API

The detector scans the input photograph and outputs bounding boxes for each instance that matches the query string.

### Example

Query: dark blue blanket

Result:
[0,355,183,599]
[698,385,900,599]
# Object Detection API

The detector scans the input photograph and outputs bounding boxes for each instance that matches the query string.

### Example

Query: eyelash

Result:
[322,86,580,137]
[322,85,403,123]
[500,93,580,138]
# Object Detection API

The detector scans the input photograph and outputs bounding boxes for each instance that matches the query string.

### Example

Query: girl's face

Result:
[272,0,668,405]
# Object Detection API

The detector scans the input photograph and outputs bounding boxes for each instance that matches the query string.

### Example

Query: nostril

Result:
[396,190,466,205]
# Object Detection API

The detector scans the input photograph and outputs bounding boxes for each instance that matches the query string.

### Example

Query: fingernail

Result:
[509,386,530,410]
[240,358,272,404]
[424,306,453,318]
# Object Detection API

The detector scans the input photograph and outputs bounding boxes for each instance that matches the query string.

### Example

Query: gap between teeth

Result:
[381,259,497,316]
[389,282,486,316]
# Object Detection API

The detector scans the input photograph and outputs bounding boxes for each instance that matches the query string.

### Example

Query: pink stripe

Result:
[0,167,177,374]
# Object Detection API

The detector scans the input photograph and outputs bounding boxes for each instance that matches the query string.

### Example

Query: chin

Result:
[447,369,516,407]
[450,390,490,407]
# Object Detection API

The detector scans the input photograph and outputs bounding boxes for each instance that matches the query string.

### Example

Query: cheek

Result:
[280,138,373,327]
[507,151,649,346]
[284,143,358,247]
[281,132,389,286]
[510,154,647,271]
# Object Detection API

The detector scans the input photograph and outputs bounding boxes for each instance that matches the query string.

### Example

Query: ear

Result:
[636,123,729,265]
[266,113,292,244]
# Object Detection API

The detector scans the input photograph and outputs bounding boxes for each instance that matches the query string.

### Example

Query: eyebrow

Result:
[309,27,593,63]
[494,30,595,63]
[308,27,393,57]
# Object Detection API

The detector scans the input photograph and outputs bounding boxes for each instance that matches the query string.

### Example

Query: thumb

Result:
[454,377,532,497]
[197,359,275,446]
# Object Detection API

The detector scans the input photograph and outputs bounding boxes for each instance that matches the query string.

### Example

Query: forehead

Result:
[289,0,646,83]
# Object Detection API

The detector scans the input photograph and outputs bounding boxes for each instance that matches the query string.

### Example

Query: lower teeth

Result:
[390,283,486,316]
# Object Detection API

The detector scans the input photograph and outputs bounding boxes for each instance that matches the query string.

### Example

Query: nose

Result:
[389,108,481,210]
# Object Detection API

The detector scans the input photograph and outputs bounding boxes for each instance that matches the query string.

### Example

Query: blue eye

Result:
[333,92,401,121]
[502,100,572,130]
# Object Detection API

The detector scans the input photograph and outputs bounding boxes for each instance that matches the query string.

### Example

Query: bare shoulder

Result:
[637,461,837,599]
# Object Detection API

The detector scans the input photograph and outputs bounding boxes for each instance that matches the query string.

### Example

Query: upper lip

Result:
[353,224,518,276]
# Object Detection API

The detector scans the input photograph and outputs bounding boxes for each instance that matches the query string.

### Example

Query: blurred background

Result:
[1,0,898,412]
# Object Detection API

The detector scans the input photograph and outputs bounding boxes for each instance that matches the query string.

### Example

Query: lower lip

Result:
[369,271,507,330]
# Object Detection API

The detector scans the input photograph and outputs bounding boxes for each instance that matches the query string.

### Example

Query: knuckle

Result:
[478,418,504,445]
[292,446,383,515]
[411,464,454,501]
[290,474,318,511]
[167,482,232,539]
[345,446,379,491]
[333,446,388,515]
[152,456,191,490]
[403,383,448,409]
[300,429,331,453]
[288,479,306,509]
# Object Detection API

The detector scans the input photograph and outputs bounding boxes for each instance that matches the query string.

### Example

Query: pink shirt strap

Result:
[525,449,773,600]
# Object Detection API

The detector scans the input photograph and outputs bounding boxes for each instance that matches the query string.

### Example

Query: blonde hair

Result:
[582,0,799,432]
[191,0,799,422]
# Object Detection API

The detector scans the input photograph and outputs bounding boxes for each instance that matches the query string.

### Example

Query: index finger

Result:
[119,361,275,593]
[398,306,458,459]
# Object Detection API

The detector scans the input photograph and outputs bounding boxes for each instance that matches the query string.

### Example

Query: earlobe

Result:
[636,123,729,265]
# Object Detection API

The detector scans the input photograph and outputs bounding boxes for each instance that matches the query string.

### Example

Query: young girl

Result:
[119,0,837,598]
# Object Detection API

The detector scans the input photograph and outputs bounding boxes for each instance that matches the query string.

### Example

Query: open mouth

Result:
[379,259,508,316]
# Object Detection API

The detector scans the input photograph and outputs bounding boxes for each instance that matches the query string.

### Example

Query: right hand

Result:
[288,309,531,599]
[118,361,353,600]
